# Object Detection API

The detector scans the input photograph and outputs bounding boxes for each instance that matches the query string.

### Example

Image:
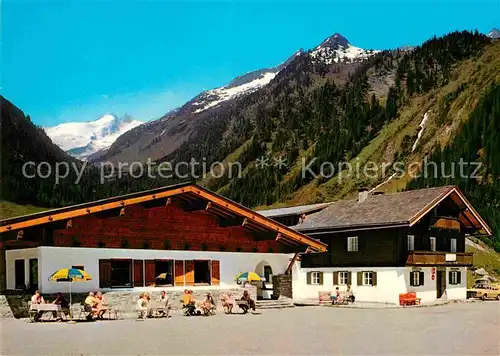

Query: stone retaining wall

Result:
[0,285,258,318]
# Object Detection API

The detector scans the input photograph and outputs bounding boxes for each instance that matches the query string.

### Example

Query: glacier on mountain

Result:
[45,114,142,160]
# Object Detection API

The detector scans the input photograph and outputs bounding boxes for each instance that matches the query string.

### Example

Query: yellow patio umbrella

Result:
[234,271,263,283]
[48,268,92,321]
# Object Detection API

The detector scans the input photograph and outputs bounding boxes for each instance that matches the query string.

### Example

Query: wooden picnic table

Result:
[147,301,169,318]
[30,304,63,321]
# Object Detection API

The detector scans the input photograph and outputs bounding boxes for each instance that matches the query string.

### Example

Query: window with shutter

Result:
[449,271,460,285]
[410,271,418,287]
[362,272,375,286]
[410,271,424,287]
[310,271,321,285]
[347,236,359,251]
[211,260,220,286]
[339,271,348,285]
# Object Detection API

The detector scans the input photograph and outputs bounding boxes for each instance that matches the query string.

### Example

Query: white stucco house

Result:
[261,186,491,305]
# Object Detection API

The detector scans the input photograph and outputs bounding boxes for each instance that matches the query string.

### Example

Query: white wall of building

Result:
[445,267,467,300]
[293,263,467,304]
[5,248,40,291]
[6,247,292,294]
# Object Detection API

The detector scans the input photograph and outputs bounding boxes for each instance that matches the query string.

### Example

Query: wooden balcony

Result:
[406,251,473,266]
[430,216,461,231]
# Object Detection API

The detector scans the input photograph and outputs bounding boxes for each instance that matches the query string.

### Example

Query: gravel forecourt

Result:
[0,302,498,355]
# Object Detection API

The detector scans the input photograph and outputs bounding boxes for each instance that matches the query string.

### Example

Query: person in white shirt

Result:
[31,290,45,304]
[136,293,148,320]
[30,290,45,321]
[157,291,170,317]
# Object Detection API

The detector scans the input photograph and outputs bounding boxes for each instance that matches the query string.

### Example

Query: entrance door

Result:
[29,259,38,291]
[14,259,25,290]
[436,270,446,299]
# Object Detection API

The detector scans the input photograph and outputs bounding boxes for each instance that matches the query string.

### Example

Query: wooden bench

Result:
[399,292,422,306]
[318,291,332,304]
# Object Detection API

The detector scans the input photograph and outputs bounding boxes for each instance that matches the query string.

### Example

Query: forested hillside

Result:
[201,31,492,206]
[408,84,500,250]
[2,31,499,252]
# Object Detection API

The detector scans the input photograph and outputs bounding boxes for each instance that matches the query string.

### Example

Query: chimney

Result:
[372,191,385,196]
[358,188,369,203]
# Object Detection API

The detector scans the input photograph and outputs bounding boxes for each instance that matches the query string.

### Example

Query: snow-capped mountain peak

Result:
[192,72,277,114]
[318,33,350,49]
[487,28,500,39]
[310,33,379,65]
[190,49,306,114]
[45,114,143,160]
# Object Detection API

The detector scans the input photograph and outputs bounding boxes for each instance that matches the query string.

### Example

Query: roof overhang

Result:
[0,183,327,252]
[296,222,409,235]
[408,186,492,236]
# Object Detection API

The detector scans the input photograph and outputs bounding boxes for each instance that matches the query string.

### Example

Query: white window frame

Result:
[407,235,415,251]
[339,271,348,285]
[450,238,457,253]
[411,271,421,286]
[311,271,321,285]
[347,236,359,252]
[362,271,373,286]
[430,237,437,252]
[450,271,459,285]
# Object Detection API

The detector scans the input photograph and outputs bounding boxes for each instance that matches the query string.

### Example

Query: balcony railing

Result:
[430,216,461,231]
[406,251,473,266]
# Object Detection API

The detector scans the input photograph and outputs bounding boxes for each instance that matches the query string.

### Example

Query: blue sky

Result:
[2,0,499,127]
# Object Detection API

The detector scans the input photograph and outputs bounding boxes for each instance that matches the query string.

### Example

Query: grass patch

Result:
[0,201,47,220]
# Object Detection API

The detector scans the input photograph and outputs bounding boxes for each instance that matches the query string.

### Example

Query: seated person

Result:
[331,287,340,303]
[157,291,171,317]
[240,290,256,313]
[30,290,45,321]
[201,293,215,314]
[221,292,234,314]
[136,293,149,320]
[84,292,99,320]
[182,290,196,315]
[31,289,45,305]
[346,285,355,302]
[95,291,107,319]
[52,292,70,320]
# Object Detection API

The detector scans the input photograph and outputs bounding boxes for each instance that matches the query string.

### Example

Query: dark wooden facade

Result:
[1,202,287,253]
[301,209,472,268]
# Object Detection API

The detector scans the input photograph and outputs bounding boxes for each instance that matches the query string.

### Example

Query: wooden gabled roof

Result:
[0,183,327,252]
[295,186,492,236]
